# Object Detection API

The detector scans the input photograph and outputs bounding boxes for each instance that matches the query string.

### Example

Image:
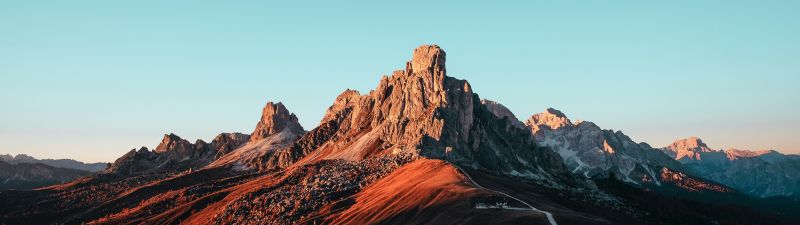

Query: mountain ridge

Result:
[522,107,683,185]
[0,45,796,225]
[662,137,800,197]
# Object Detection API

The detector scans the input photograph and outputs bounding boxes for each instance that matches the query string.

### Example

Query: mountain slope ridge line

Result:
[3,44,798,225]
[453,164,558,225]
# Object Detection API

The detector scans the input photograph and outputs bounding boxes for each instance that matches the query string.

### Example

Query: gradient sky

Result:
[1,1,798,163]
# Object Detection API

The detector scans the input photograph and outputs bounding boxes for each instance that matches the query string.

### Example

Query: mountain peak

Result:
[321,89,362,124]
[660,136,717,161]
[155,133,192,152]
[525,107,573,131]
[669,137,713,152]
[409,45,445,74]
[250,101,304,142]
[255,45,572,184]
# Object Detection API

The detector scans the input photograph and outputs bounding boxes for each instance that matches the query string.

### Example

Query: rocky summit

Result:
[523,107,682,184]
[660,137,718,161]
[250,102,305,142]
[209,101,306,169]
[0,45,797,225]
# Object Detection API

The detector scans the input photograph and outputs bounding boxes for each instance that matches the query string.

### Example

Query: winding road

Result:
[454,165,558,225]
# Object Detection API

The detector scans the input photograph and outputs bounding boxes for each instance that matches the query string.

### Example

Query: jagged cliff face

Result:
[250,102,304,142]
[662,137,800,197]
[211,132,252,157]
[106,132,250,175]
[660,137,718,162]
[105,102,307,174]
[260,45,572,185]
[528,108,571,135]
[523,108,681,184]
[154,133,193,153]
[208,102,305,169]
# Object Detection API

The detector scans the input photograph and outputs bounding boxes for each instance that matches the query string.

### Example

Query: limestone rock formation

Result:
[58,101,294,176]
[208,102,305,169]
[211,132,251,157]
[524,108,682,184]
[107,132,252,175]
[3,45,799,225]
[660,137,717,162]
[250,102,304,142]
[527,108,571,134]
[662,137,800,197]
[154,133,193,153]
[260,45,574,186]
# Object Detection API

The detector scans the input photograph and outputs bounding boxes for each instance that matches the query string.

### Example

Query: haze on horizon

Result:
[1,1,798,163]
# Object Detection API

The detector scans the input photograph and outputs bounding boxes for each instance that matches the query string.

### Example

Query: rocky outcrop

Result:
[321,89,361,124]
[525,108,682,184]
[660,137,717,162]
[211,133,251,157]
[107,132,253,175]
[154,133,193,153]
[260,45,574,186]
[662,137,800,197]
[250,102,304,142]
[208,102,305,169]
[527,108,571,134]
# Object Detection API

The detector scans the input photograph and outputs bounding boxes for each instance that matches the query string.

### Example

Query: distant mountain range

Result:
[0,154,108,172]
[0,154,106,190]
[522,107,682,184]
[0,45,797,225]
[661,137,800,197]
[519,107,800,198]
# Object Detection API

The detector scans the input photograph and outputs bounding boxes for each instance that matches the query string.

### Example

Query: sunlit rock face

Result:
[661,137,800,197]
[105,101,309,174]
[523,108,682,184]
[154,133,193,153]
[250,102,305,142]
[106,132,253,175]
[528,108,571,134]
[207,101,305,169]
[257,45,575,186]
[660,137,718,162]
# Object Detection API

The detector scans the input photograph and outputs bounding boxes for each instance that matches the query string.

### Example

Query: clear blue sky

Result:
[1,1,798,163]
